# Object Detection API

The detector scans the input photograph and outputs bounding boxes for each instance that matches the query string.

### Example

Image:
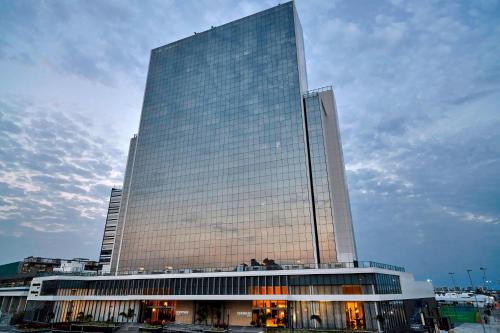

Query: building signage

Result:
[176,311,189,316]
[237,311,252,318]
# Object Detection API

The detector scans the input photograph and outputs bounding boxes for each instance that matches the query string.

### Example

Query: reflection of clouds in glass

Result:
[115,3,318,272]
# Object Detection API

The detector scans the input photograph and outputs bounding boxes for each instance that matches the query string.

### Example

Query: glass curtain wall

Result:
[114,2,316,274]
[289,301,378,330]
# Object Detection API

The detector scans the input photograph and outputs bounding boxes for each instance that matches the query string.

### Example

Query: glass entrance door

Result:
[142,300,176,324]
[345,301,365,330]
[251,300,287,327]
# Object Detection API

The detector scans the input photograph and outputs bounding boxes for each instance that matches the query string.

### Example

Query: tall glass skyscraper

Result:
[111,1,356,274]
[22,4,436,330]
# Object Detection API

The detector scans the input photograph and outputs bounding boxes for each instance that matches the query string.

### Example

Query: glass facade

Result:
[378,300,407,331]
[111,135,137,270]
[304,94,337,263]
[113,2,317,273]
[290,300,378,330]
[39,273,401,297]
[111,2,357,274]
[24,298,416,331]
[303,89,357,263]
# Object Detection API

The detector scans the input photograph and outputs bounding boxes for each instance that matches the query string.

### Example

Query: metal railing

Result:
[0,283,30,289]
[303,85,333,97]
[363,261,406,272]
[114,260,405,276]
[0,261,404,282]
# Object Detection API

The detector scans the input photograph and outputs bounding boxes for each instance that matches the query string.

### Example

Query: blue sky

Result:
[0,0,499,287]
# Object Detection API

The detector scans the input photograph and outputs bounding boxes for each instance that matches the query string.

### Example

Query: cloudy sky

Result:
[0,0,499,287]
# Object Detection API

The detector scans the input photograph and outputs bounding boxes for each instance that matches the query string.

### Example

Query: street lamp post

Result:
[448,272,458,319]
[448,272,457,291]
[466,270,486,333]
[480,267,487,291]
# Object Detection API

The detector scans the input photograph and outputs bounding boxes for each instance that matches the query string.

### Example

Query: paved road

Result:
[115,323,141,333]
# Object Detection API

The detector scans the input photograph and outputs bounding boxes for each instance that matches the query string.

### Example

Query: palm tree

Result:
[76,312,85,322]
[207,304,222,327]
[47,312,55,328]
[196,306,208,325]
[310,314,322,328]
[118,308,135,323]
[257,310,269,327]
[375,314,385,331]
[66,310,73,322]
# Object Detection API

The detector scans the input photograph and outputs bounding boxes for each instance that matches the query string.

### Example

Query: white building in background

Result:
[435,292,495,308]
[98,187,122,274]
[53,261,86,274]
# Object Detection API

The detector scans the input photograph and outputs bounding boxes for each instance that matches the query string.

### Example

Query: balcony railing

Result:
[23,261,403,279]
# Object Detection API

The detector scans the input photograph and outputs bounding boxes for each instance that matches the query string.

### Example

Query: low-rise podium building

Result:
[26,263,435,331]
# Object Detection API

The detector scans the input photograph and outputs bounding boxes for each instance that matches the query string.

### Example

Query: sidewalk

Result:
[448,322,500,333]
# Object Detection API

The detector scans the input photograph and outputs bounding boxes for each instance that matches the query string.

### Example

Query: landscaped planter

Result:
[70,324,120,333]
[138,327,163,333]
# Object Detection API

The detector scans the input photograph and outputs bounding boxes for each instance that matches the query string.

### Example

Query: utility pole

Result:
[467,269,486,333]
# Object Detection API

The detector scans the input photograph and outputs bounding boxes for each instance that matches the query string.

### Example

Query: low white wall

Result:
[399,272,434,299]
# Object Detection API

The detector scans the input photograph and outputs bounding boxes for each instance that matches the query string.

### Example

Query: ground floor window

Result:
[142,300,176,324]
[345,301,364,329]
[251,300,287,327]
[26,299,386,330]
[290,301,378,331]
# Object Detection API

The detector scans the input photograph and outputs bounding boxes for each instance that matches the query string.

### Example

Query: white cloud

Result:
[0,98,125,233]
[20,221,74,233]
[442,206,499,225]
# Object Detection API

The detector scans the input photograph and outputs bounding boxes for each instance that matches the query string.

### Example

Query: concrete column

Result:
[1,296,5,314]
[17,297,27,313]
[54,301,61,322]
[9,297,20,314]
[1,296,11,314]
[0,297,3,320]
[374,302,382,333]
